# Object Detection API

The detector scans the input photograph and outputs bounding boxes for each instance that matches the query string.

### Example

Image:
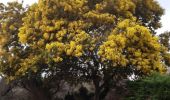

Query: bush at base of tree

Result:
[126,73,170,100]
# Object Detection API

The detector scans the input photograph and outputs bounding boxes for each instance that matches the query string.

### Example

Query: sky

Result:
[0,0,169,34]
[156,0,170,34]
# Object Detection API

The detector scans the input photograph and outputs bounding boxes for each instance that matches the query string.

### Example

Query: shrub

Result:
[126,73,170,100]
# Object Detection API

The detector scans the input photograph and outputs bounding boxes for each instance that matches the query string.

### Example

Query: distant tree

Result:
[0,2,48,100]
[0,0,169,100]
[159,32,170,50]
[0,2,26,81]
[159,31,170,66]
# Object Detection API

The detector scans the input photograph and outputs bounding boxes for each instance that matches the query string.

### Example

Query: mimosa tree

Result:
[0,0,169,100]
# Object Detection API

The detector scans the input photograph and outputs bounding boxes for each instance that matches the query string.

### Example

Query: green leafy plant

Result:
[126,73,170,100]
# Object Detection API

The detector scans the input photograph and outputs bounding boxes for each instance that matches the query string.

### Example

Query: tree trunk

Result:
[94,88,100,100]
[31,87,49,100]
[23,78,50,100]
[93,76,100,100]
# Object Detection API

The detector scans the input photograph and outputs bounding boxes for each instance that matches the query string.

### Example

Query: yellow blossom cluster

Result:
[44,29,89,60]
[94,0,136,19]
[95,3,106,11]
[72,30,90,43]
[84,11,115,24]
[18,27,28,43]
[65,41,83,57]
[98,34,127,66]
[16,55,40,76]
[39,19,66,33]
[46,42,65,52]
[68,20,92,31]
[55,29,67,41]
[59,0,88,15]
[113,0,135,18]
[98,19,166,74]
[45,42,64,62]
[114,0,135,13]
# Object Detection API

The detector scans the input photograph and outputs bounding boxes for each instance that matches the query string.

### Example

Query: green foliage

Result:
[159,31,170,66]
[126,73,170,100]
[159,32,170,50]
